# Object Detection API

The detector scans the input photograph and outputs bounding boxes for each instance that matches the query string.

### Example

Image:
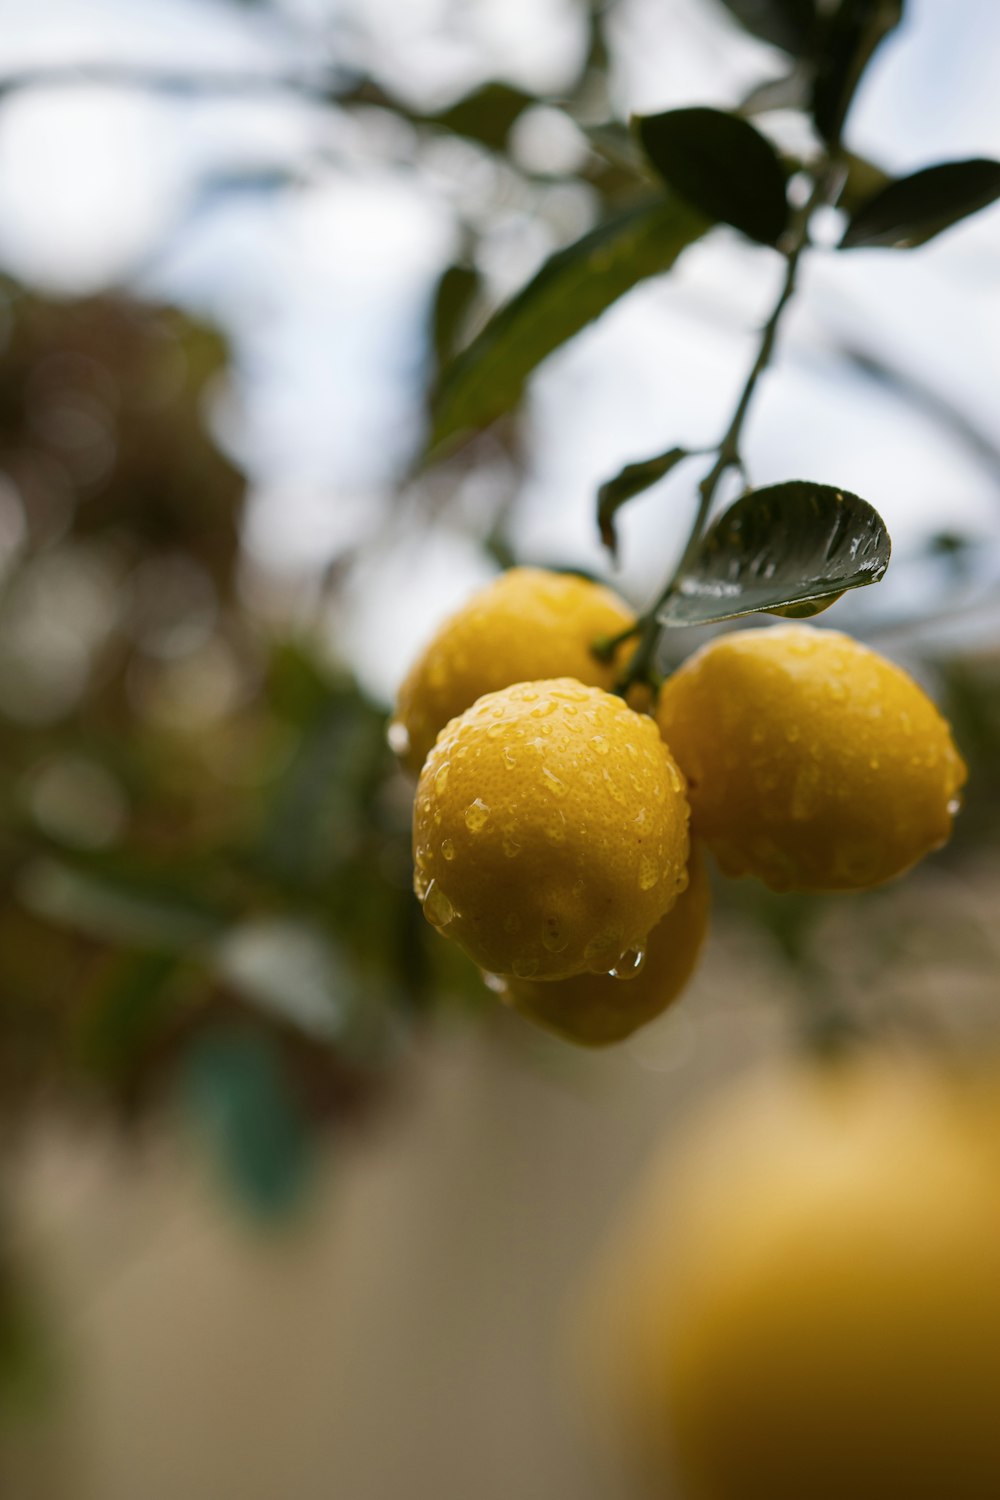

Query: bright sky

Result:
[0,0,997,700]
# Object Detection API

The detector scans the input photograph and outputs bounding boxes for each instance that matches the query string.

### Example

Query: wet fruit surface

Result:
[412,678,690,981]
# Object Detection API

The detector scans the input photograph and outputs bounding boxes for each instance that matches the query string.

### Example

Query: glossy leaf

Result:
[812,0,904,147]
[429,196,709,450]
[634,108,789,246]
[597,446,690,557]
[841,159,1000,249]
[716,0,817,55]
[657,481,890,626]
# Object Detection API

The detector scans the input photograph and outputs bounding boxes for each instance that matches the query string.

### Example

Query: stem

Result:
[612,165,839,697]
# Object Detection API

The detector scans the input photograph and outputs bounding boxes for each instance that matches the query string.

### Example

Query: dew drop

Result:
[948,797,961,816]
[590,735,610,757]
[542,918,569,954]
[521,689,539,704]
[413,866,431,900]
[503,745,518,769]
[465,798,491,832]
[541,766,568,797]
[482,972,508,995]
[512,955,540,979]
[609,947,646,981]
[441,838,456,861]
[544,811,567,844]
[422,880,455,928]
[434,763,450,794]
[571,878,586,899]
[638,855,660,891]
[387,720,410,756]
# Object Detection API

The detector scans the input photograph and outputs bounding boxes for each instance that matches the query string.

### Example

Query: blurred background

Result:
[0,0,999,1496]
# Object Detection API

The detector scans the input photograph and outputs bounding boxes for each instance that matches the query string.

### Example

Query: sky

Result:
[0,0,997,700]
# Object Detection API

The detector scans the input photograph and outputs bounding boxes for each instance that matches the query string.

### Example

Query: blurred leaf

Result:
[78,951,183,1079]
[430,82,535,151]
[18,859,224,950]
[182,1029,312,1221]
[657,481,890,626]
[812,0,904,147]
[429,196,709,450]
[840,158,1000,248]
[634,108,789,246]
[738,64,813,115]
[431,263,481,368]
[597,446,690,557]
[715,0,817,54]
[212,919,359,1044]
[837,149,893,214]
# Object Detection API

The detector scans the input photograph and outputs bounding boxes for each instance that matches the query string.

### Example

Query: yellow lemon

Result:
[412,678,690,981]
[499,845,709,1045]
[656,623,966,891]
[586,1051,1000,1500]
[390,567,635,774]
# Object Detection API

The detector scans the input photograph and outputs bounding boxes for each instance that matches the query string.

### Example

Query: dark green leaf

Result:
[429,196,709,450]
[430,82,535,151]
[715,0,817,55]
[841,158,1000,248]
[812,0,904,147]
[657,480,890,626]
[634,108,789,246]
[431,263,480,367]
[182,1029,312,1221]
[597,446,690,558]
[837,149,893,214]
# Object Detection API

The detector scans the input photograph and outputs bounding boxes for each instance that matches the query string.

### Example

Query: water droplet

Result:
[512,955,540,979]
[948,797,961,816]
[482,972,507,995]
[638,855,659,890]
[502,831,522,858]
[610,948,647,981]
[387,720,410,756]
[441,838,456,861]
[544,811,567,843]
[625,743,639,761]
[666,763,683,794]
[571,878,586,898]
[423,880,455,928]
[502,745,518,769]
[530,700,556,719]
[521,689,539,703]
[413,866,431,900]
[434,763,450,794]
[542,918,569,954]
[465,798,490,832]
[590,735,609,757]
[602,768,626,805]
[541,767,567,797]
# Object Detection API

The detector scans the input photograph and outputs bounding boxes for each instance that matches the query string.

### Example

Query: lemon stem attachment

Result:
[610,161,844,700]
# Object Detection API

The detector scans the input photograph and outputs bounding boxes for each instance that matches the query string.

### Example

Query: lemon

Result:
[499,845,709,1045]
[586,1051,1000,1500]
[390,567,635,774]
[656,623,966,891]
[412,678,690,981]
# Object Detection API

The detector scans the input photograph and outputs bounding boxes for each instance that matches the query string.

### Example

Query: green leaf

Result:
[431,263,480,367]
[78,951,183,1078]
[597,446,690,558]
[812,0,904,147]
[429,196,709,450]
[715,0,817,55]
[18,859,224,950]
[182,1029,312,1221]
[840,158,1000,248]
[634,108,790,246]
[430,82,536,152]
[657,481,890,626]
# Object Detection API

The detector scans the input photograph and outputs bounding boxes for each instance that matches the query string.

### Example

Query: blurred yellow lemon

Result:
[412,678,690,981]
[586,1050,1000,1500]
[390,567,635,774]
[656,624,966,890]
